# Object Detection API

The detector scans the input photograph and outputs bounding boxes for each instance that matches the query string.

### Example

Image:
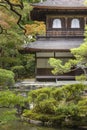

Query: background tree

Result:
[25,21,46,36]
[0,0,46,79]
[0,0,46,124]
[0,69,15,88]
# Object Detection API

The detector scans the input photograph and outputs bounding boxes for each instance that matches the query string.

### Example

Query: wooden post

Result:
[65,17,67,29]
[35,52,37,81]
[84,17,87,26]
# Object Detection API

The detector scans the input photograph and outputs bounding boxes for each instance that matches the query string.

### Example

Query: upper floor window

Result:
[71,19,80,28]
[52,19,62,28]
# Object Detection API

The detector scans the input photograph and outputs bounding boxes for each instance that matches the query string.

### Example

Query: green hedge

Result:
[23,84,87,127]
[0,68,15,87]
[11,65,25,79]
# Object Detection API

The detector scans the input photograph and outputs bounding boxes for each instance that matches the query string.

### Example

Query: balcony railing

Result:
[46,29,84,37]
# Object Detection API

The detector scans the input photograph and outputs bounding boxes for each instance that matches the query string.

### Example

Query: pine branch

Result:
[0,0,26,34]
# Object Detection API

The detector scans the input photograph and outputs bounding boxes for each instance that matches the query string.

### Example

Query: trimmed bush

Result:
[75,74,87,82]
[24,85,87,127]
[11,65,25,79]
[0,68,15,87]
[51,87,64,101]
[63,84,86,102]
[33,99,57,114]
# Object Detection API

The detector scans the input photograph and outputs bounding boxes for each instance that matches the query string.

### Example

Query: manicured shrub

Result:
[23,110,50,122]
[75,74,87,82]
[33,99,57,114]
[25,60,35,77]
[63,84,86,102]
[0,68,15,87]
[36,93,48,102]
[23,110,65,123]
[25,85,87,127]
[78,99,87,117]
[11,65,25,79]
[51,87,64,101]
[28,87,53,103]
[56,104,79,117]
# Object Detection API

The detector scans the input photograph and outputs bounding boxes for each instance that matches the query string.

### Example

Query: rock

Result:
[44,121,52,127]
[30,119,43,126]
[79,126,87,129]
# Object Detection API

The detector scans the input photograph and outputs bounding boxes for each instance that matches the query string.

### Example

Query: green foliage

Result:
[0,69,15,87]
[23,84,87,127]
[71,26,87,62]
[0,89,28,124]
[0,83,86,127]
[51,87,64,101]
[0,109,17,123]
[78,99,87,116]
[23,110,51,122]
[0,1,35,79]
[29,0,41,3]
[11,65,25,79]
[24,54,35,77]
[28,87,52,103]
[0,34,35,79]
[36,93,48,102]
[28,84,86,107]
[33,99,57,114]
[0,90,27,107]
[49,58,77,75]
[0,29,24,69]
[55,104,79,117]
[75,74,87,82]
[21,2,33,24]
[48,58,65,75]
[63,84,85,102]
[0,91,15,107]
[23,110,65,123]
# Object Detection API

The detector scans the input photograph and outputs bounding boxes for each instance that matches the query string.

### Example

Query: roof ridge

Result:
[32,0,86,8]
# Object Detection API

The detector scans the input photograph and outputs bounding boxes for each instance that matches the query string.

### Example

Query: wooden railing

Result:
[46,29,84,37]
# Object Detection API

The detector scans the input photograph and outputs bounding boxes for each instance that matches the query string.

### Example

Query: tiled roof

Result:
[32,0,86,8]
[23,38,83,52]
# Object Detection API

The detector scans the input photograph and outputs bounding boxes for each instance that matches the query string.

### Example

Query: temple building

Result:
[22,0,87,81]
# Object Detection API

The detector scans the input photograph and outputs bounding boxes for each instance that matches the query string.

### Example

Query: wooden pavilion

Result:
[22,0,87,81]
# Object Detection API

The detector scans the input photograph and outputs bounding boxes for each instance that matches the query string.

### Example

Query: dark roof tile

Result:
[32,0,86,8]
[23,38,83,52]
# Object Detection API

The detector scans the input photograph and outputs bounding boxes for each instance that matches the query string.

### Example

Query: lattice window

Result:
[71,19,80,28]
[52,19,62,28]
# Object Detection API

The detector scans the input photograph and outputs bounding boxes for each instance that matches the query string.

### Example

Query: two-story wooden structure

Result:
[22,0,87,81]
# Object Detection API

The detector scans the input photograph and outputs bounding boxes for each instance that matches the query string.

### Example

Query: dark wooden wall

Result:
[30,8,87,22]
[36,51,75,78]
[30,8,87,37]
[46,16,85,37]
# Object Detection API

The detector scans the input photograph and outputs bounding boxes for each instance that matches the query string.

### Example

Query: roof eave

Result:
[20,47,70,54]
[32,5,87,10]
